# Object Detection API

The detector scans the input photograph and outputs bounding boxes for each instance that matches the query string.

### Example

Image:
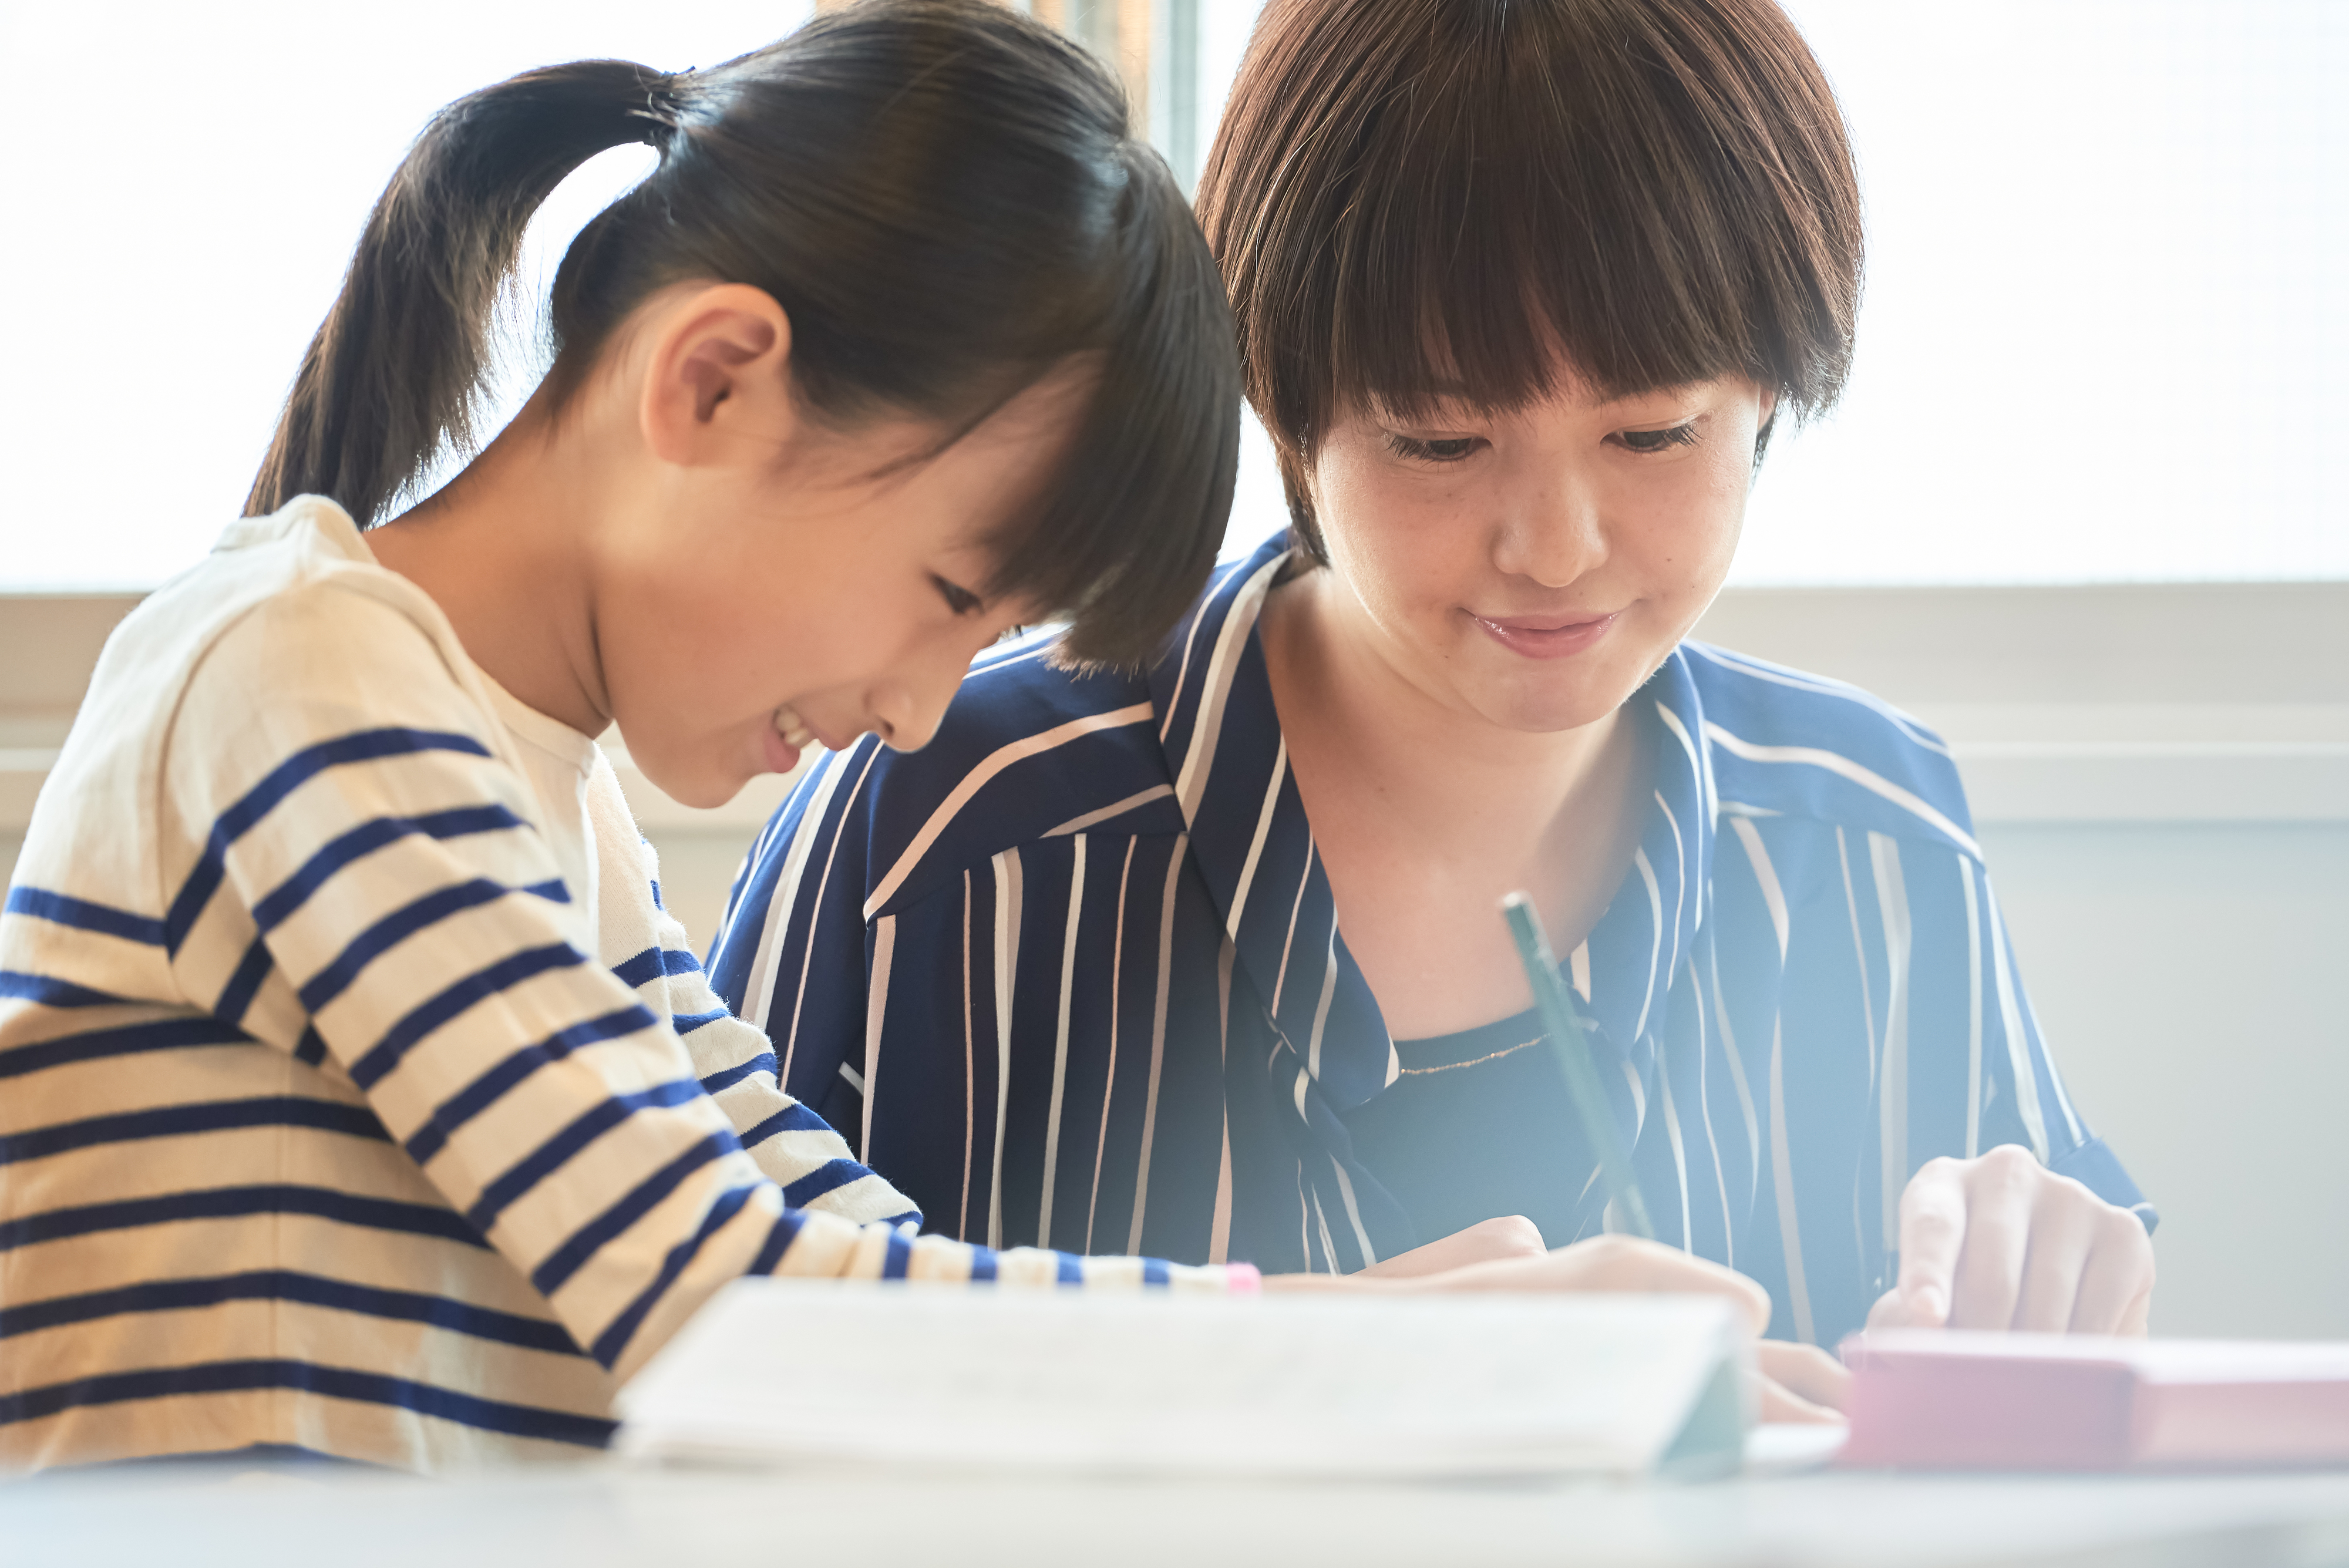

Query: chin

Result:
[631,751,744,812]
[1486,701,1618,735]
[1466,655,1650,736]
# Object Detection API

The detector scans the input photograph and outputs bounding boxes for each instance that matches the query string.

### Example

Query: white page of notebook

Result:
[616,1283,1751,1479]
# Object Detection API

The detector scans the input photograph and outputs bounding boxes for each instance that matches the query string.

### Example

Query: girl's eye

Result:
[1616,421,1702,455]
[1385,433,1483,465]
[932,574,984,616]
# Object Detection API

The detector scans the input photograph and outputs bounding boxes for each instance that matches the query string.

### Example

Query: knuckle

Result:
[1479,1215,1547,1257]
[1984,1143,2037,1179]
[1583,1233,1637,1269]
[2102,1209,2156,1263]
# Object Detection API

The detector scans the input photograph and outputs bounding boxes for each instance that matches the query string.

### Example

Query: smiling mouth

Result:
[1468,611,1620,659]
[773,705,815,751]
[758,704,819,776]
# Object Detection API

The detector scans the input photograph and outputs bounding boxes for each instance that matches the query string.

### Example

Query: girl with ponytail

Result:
[0,0,1767,1473]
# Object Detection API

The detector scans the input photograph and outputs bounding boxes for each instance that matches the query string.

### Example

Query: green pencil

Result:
[1500,891,1655,1242]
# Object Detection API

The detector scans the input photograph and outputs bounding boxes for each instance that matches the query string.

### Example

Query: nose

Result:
[1491,465,1608,589]
[864,683,938,753]
[866,631,985,753]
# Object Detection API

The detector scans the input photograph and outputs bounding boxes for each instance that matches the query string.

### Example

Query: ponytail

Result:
[248,61,675,526]
[248,1,1240,665]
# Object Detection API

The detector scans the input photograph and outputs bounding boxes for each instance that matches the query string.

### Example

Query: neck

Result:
[362,390,614,737]
[1261,566,1635,860]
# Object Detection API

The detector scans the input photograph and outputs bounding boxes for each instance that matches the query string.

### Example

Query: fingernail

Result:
[1911,1286,1947,1325]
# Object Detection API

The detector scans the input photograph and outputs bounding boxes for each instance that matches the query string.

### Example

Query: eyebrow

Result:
[1375,380,1715,422]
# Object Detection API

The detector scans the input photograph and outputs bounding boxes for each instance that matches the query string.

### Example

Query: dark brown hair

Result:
[1196,0,1862,559]
[248,0,1237,662]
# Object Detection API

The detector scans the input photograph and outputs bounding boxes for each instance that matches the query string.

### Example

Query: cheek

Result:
[1616,455,1749,589]
[1314,454,1478,612]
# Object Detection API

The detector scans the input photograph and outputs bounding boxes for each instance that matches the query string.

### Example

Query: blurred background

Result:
[2,0,2343,1341]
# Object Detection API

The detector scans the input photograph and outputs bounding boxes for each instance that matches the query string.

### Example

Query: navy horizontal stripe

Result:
[611,945,703,990]
[0,1269,581,1355]
[0,970,126,1009]
[0,1015,250,1081]
[881,1226,912,1280]
[699,1052,780,1097]
[1055,1252,1083,1285]
[746,1209,806,1276]
[1143,1257,1170,1286]
[4,887,167,945]
[531,1132,733,1297]
[299,877,569,1017]
[588,1183,759,1368]
[0,1185,487,1254]
[348,941,585,1089]
[465,1076,707,1234]
[251,804,529,935]
[405,1005,658,1167]
[672,1007,726,1036]
[968,1248,998,1282]
[213,935,275,1026]
[780,1157,869,1209]
[737,1102,834,1148]
[0,1096,389,1166]
[0,1359,613,1447]
[164,728,495,954]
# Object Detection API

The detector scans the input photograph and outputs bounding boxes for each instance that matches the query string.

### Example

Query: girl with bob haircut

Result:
[716,0,2157,1406]
[0,0,1742,1473]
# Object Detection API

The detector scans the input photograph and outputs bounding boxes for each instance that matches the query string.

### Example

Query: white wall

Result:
[1980,822,2349,1338]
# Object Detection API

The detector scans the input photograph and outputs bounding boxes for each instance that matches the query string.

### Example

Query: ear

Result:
[639,283,797,467]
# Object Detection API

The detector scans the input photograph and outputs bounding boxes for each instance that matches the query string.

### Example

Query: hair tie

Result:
[637,70,689,147]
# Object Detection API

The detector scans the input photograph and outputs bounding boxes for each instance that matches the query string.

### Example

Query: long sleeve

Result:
[160,585,1235,1385]
[705,742,887,1149]
[598,776,917,1229]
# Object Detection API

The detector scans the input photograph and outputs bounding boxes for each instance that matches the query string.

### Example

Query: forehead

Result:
[825,364,1095,561]
[1359,371,1725,425]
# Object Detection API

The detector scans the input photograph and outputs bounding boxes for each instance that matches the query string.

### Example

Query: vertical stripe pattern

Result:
[712,534,2146,1345]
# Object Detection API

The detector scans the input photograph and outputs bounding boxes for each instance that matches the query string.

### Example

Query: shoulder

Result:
[114,501,522,831]
[1668,640,1982,860]
[113,498,466,701]
[795,629,1184,920]
[60,499,486,771]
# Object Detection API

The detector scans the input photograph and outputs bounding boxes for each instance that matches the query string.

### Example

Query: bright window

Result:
[2,1,2337,588]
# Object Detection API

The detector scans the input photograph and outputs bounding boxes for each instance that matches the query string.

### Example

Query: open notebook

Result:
[616,1281,1754,1479]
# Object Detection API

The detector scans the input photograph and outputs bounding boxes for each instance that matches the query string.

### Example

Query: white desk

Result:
[9,1461,2349,1568]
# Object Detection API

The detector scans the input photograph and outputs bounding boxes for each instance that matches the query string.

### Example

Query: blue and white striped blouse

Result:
[712,535,2148,1346]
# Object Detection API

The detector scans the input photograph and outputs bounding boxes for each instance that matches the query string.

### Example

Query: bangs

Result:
[985,144,1241,667]
[1200,0,1862,534]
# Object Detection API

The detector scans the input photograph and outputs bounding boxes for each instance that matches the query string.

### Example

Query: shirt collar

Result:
[1149,536,1719,1108]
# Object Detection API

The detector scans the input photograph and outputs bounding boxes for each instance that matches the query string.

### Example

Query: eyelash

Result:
[1385,435,1481,463]
[1616,421,1702,454]
[1384,420,1703,465]
[933,575,983,616]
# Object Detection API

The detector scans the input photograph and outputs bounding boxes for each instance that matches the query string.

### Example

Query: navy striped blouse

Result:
[711,536,2148,1345]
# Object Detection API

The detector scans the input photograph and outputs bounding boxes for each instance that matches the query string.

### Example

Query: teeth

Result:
[773,706,815,750]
